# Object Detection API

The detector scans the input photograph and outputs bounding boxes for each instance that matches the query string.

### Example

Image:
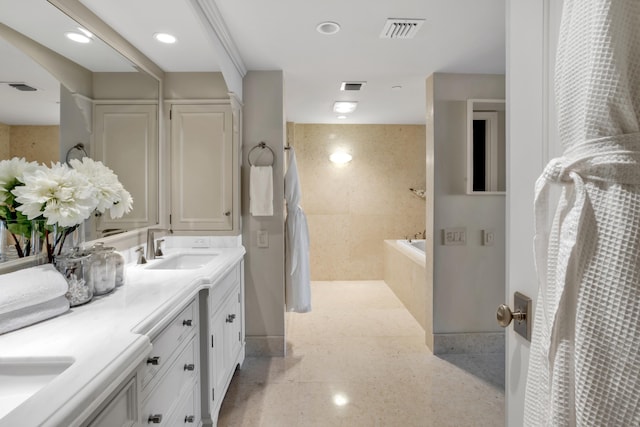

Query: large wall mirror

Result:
[0,0,160,264]
[466,99,505,195]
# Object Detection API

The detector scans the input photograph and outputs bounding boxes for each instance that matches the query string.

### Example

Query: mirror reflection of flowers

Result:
[0,156,133,261]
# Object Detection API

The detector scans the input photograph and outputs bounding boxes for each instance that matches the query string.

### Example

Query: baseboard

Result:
[433,332,504,355]
[245,335,285,357]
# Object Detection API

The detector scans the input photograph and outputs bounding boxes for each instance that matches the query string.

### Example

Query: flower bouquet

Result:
[0,157,133,263]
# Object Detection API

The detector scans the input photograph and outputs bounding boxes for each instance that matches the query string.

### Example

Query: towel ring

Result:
[248,141,275,166]
[65,143,89,165]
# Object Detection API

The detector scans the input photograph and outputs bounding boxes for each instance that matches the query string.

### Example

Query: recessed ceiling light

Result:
[77,27,93,39]
[154,33,177,44]
[337,115,347,120]
[333,101,357,114]
[65,32,91,43]
[316,21,340,35]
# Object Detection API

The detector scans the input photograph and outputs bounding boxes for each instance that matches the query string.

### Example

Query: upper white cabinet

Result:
[169,102,240,232]
[93,103,159,232]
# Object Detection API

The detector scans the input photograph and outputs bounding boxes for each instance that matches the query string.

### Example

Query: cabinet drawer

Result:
[210,265,239,310]
[87,377,136,427]
[166,381,200,426]
[142,300,197,391]
[142,337,199,426]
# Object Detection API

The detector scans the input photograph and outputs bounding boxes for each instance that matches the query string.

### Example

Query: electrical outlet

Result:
[482,229,495,246]
[442,228,466,246]
[192,238,209,248]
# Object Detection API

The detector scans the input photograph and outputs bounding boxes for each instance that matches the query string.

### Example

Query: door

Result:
[506,0,562,425]
[170,104,233,231]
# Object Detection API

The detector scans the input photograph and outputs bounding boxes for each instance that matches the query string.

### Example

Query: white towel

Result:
[250,165,274,216]
[0,264,68,315]
[0,296,70,335]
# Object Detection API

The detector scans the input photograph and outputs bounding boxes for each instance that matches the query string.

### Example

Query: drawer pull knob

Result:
[226,313,236,323]
[184,363,195,371]
[185,415,195,423]
[148,414,163,424]
[146,356,160,366]
[182,319,193,327]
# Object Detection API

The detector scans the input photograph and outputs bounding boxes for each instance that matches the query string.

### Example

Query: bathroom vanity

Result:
[0,244,245,427]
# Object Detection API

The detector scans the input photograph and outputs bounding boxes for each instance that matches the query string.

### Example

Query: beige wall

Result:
[426,73,505,337]
[0,123,59,163]
[0,123,9,159]
[290,123,426,280]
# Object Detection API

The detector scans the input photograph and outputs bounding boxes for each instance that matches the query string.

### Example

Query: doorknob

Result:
[496,304,525,327]
[496,291,532,341]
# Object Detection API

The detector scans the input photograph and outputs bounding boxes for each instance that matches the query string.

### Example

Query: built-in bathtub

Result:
[383,239,433,351]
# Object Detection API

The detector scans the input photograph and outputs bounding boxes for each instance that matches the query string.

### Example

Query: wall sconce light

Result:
[333,101,357,114]
[330,151,352,164]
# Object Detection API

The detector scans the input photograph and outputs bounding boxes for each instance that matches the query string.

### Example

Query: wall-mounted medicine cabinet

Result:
[466,99,506,195]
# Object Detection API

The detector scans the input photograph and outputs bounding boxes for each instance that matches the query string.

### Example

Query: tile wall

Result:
[289,123,426,280]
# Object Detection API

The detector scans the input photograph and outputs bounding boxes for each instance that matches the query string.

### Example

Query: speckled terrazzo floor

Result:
[218,281,505,427]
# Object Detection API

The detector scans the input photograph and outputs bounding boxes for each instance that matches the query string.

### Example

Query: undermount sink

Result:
[144,252,218,270]
[0,358,73,419]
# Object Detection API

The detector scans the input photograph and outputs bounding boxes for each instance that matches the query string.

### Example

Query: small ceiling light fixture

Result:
[330,151,353,164]
[77,27,94,39]
[333,101,357,114]
[153,32,177,44]
[333,393,349,407]
[65,32,91,43]
[337,115,347,120]
[316,21,341,35]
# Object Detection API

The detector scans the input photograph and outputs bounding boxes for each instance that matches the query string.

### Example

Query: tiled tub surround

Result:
[0,238,244,426]
[383,239,433,351]
[289,123,426,280]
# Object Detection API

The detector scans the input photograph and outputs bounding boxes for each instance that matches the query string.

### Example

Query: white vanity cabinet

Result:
[169,101,241,233]
[201,262,245,425]
[86,377,137,427]
[139,298,201,426]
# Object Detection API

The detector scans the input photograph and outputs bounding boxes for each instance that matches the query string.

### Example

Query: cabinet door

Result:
[93,104,158,233]
[210,307,227,412]
[224,289,243,369]
[170,104,233,231]
[87,377,136,427]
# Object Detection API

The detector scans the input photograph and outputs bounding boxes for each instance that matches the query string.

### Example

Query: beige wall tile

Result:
[10,125,59,164]
[291,123,426,280]
[0,123,10,160]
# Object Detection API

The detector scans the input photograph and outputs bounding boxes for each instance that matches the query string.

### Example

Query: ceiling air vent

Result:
[8,83,37,92]
[340,81,366,91]
[380,18,425,39]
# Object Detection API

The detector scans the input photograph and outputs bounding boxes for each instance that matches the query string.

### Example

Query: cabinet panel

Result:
[142,337,198,426]
[141,300,197,391]
[170,104,233,231]
[93,104,158,232]
[87,377,136,427]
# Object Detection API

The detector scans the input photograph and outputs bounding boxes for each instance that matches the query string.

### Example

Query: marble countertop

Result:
[0,246,245,427]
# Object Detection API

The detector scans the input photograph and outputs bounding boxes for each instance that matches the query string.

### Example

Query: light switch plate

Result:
[442,228,466,246]
[257,230,269,248]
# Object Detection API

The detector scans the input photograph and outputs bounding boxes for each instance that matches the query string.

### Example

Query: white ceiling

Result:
[0,0,505,125]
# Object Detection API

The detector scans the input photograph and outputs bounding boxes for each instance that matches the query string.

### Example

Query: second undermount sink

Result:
[144,252,218,270]
[0,358,73,419]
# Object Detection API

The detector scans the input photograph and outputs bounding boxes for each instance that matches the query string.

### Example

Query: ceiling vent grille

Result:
[340,81,366,91]
[380,18,425,39]
[7,83,37,92]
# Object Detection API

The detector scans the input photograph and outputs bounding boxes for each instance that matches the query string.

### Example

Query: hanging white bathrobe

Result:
[284,149,311,312]
[524,0,640,425]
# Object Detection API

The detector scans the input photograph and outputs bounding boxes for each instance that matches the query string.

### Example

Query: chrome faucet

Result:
[146,228,170,261]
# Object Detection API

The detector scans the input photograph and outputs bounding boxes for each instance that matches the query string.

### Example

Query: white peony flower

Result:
[13,163,98,227]
[0,157,41,204]
[69,158,121,212]
[108,188,133,219]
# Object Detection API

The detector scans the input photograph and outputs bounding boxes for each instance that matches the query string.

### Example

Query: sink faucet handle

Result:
[136,246,147,264]
[155,239,164,257]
